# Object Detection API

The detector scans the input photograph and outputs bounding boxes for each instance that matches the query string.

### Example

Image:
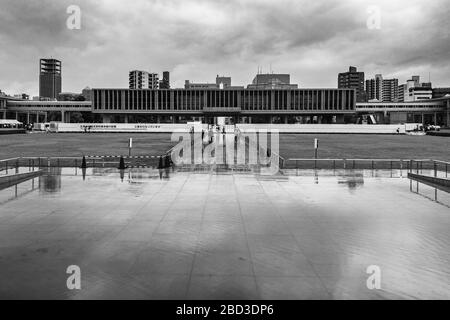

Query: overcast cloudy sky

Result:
[0,0,449,96]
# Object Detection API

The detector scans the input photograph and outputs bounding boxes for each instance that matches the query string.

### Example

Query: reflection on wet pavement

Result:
[0,169,449,299]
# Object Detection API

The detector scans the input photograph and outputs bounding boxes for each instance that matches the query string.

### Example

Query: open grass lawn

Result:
[0,133,175,158]
[0,132,448,161]
[279,134,450,161]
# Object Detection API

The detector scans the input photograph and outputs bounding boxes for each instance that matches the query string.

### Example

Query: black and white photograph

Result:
[0,0,449,310]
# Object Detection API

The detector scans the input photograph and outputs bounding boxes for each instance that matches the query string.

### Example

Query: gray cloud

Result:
[0,0,449,96]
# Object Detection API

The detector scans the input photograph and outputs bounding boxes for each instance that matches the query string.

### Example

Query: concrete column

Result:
[44,112,48,123]
[61,110,65,123]
[124,115,128,123]
[27,112,30,124]
[102,114,112,123]
[15,112,18,120]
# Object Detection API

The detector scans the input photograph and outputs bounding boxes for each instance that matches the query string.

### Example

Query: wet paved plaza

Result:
[0,168,449,299]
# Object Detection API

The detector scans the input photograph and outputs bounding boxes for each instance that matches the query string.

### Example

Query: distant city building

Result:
[432,87,450,99]
[57,92,86,101]
[366,74,383,101]
[13,93,29,100]
[39,59,62,100]
[366,74,398,102]
[159,71,170,89]
[185,76,242,89]
[184,80,217,89]
[398,76,432,102]
[247,73,298,90]
[129,70,159,89]
[216,75,232,89]
[338,66,366,102]
[382,78,399,102]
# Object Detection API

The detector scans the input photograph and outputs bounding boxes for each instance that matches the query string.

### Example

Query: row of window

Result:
[93,89,356,112]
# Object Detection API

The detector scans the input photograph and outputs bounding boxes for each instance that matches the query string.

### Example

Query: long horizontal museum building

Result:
[1,88,449,126]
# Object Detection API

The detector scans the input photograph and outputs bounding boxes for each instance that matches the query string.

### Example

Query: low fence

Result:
[284,158,450,175]
[0,155,169,170]
[1,156,448,176]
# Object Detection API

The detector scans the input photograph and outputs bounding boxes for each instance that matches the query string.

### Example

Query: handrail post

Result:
[434,161,437,178]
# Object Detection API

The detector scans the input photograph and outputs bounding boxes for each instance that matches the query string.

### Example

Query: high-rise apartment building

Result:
[39,59,62,100]
[129,70,159,89]
[338,66,365,102]
[382,78,399,102]
[366,74,398,102]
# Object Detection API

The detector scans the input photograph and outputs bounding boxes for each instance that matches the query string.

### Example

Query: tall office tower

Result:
[39,59,62,100]
[129,70,159,89]
[366,74,399,102]
[159,71,170,89]
[338,66,366,102]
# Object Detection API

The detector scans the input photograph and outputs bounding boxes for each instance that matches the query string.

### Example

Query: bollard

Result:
[158,156,164,169]
[81,156,87,169]
[164,155,171,168]
[118,156,126,170]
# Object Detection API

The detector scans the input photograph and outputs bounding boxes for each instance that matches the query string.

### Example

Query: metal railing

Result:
[285,158,450,175]
[409,160,449,178]
[0,155,164,171]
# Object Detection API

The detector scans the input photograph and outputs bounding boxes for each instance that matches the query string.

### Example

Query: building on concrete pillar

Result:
[3,90,449,127]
